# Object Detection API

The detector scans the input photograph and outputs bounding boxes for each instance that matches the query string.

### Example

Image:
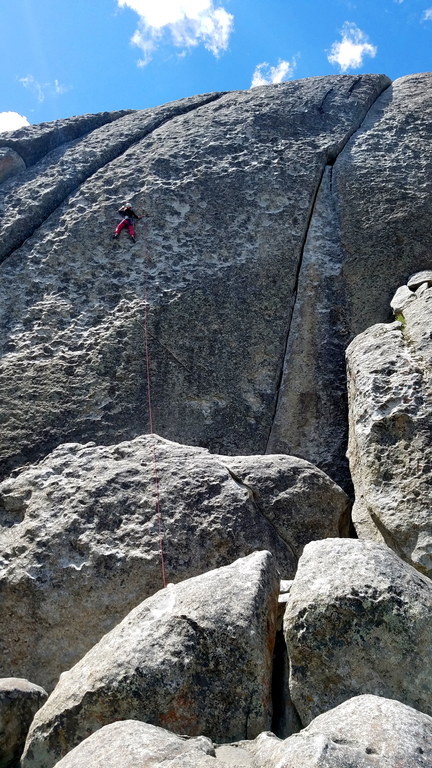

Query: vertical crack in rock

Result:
[0,92,226,265]
[265,81,393,486]
[225,466,299,563]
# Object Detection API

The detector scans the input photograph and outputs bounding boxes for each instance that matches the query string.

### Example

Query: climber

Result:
[113,202,143,243]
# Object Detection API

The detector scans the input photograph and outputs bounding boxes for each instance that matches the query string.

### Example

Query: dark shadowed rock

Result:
[347,284,432,577]
[284,539,432,725]
[240,695,432,768]
[0,435,348,691]
[22,552,279,768]
[0,75,389,479]
[0,677,47,768]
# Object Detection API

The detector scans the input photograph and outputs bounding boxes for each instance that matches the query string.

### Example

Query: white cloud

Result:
[251,57,297,88]
[18,75,71,102]
[117,0,234,65]
[0,111,30,133]
[328,22,377,72]
[423,8,432,20]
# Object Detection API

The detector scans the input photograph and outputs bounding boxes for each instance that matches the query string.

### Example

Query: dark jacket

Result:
[118,205,139,220]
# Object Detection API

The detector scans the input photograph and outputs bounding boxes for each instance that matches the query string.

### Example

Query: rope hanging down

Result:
[143,245,167,589]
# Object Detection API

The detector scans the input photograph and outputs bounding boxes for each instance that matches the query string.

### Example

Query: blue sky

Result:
[1,0,432,132]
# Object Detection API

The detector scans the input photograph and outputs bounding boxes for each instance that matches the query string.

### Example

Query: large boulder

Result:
[0,435,349,691]
[0,678,47,768]
[268,73,432,490]
[284,539,432,725]
[49,721,217,768]
[241,695,432,768]
[347,282,432,578]
[0,75,389,480]
[21,551,279,768]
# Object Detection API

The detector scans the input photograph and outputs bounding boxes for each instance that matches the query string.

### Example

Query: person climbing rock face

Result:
[113,202,142,242]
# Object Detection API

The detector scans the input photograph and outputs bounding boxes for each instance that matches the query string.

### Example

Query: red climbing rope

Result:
[143,243,167,589]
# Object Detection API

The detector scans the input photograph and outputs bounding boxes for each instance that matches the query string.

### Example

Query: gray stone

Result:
[0,149,25,185]
[0,435,348,691]
[0,75,389,479]
[240,695,432,768]
[21,552,279,768]
[268,73,432,490]
[0,677,47,768]
[390,284,415,314]
[408,270,432,290]
[284,539,432,725]
[346,287,432,577]
[49,721,216,768]
[0,111,133,168]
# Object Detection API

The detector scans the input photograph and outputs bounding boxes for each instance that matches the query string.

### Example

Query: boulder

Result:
[284,539,432,724]
[268,73,432,490]
[0,435,349,691]
[240,695,432,768]
[347,284,432,577]
[21,551,279,768]
[0,678,47,768]
[0,75,389,479]
[49,721,217,768]
[0,149,25,185]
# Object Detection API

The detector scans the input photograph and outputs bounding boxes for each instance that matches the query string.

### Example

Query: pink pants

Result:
[115,217,135,237]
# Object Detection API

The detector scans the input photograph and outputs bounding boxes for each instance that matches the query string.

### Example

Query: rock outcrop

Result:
[0,75,389,484]
[0,435,348,691]
[267,73,432,488]
[49,721,217,768]
[284,539,432,725]
[347,277,432,577]
[241,695,432,768]
[22,552,279,768]
[0,678,47,768]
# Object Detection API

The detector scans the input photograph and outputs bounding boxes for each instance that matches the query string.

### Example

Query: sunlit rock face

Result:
[0,75,391,487]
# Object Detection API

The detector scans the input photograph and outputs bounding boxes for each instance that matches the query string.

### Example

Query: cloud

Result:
[251,57,297,88]
[117,0,234,65]
[18,75,71,103]
[328,22,377,72]
[423,8,432,20]
[0,111,30,134]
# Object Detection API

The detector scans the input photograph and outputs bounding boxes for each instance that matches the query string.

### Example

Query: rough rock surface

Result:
[0,111,133,167]
[0,149,25,185]
[268,73,432,489]
[241,695,432,768]
[0,75,389,481]
[22,552,279,768]
[0,678,47,768]
[284,539,432,725]
[0,435,348,691]
[347,283,432,577]
[49,721,217,768]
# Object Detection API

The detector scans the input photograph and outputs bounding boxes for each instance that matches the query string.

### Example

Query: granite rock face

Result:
[284,539,432,725]
[0,678,47,768]
[241,695,432,768]
[268,73,432,489]
[0,75,389,481]
[347,282,432,577]
[0,149,25,185]
[22,552,279,768]
[0,435,348,691]
[49,721,217,768]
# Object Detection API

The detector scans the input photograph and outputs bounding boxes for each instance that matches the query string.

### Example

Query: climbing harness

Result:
[143,241,167,589]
